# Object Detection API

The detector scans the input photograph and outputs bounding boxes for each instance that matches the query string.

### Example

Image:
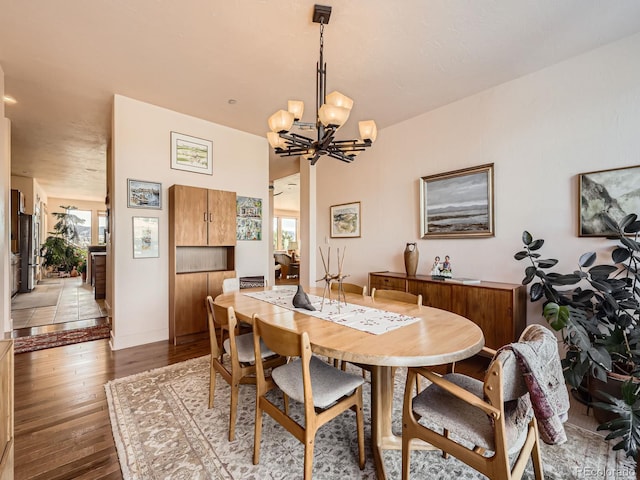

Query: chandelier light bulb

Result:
[318,104,350,128]
[325,91,353,111]
[358,120,378,143]
[287,100,305,121]
[267,132,287,149]
[268,110,295,133]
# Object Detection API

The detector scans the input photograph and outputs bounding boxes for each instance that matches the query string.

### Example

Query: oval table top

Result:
[214,286,485,367]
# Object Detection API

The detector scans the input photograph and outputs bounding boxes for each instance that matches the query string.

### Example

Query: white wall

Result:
[315,32,640,324]
[111,95,269,350]
[0,64,10,334]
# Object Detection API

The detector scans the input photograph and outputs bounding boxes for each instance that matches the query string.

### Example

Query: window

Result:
[273,216,298,251]
[67,208,92,247]
[98,211,107,245]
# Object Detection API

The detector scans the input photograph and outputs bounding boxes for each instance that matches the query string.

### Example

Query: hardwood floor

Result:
[13,335,600,479]
[14,337,211,480]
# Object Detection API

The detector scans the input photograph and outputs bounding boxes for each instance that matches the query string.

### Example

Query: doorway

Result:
[272,173,300,285]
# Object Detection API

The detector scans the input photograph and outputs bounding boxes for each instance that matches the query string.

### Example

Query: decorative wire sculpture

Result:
[316,246,349,312]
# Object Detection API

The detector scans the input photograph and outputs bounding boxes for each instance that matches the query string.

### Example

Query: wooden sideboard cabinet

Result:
[91,252,106,300]
[369,272,526,349]
[169,185,237,345]
[0,341,13,480]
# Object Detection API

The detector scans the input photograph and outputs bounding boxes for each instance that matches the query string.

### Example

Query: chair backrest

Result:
[222,277,240,293]
[485,349,528,405]
[253,315,304,358]
[274,253,292,266]
[371,288,422,306]
[330,282,367,296]
[206,296,239,359]
[484,324,553,405]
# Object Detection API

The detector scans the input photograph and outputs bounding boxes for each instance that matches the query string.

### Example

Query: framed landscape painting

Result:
[127,179,161,209]
[420,164,494,238]
[170,131,213,175]
[330,201,361,238]
[579,164,640,237]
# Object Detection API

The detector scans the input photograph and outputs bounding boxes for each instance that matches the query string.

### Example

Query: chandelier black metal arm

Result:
[266,5,377,165]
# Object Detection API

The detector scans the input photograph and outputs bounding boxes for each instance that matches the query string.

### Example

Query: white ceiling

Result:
[273,173,301,213]
[2,1,640,201]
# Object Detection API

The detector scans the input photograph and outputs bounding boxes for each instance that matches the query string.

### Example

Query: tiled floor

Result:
[11,276,106,329]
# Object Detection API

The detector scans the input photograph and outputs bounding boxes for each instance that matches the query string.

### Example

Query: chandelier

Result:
[266,4,377,166]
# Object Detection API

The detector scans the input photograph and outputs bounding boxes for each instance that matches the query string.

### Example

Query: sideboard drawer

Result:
[369,273,407,292]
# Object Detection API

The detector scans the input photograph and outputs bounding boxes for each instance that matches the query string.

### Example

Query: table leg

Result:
[370,365,436,480]
[370,366,397,480]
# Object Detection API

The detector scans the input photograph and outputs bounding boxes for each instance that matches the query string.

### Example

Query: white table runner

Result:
[243,286,421,335]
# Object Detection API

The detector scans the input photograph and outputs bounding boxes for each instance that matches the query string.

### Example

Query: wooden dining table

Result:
[214,286,485,480]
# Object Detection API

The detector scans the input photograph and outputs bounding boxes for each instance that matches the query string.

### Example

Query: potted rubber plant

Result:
[515,212,640,461]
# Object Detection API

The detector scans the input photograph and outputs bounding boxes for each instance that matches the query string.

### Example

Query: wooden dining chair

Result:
[206,296,285,441]
[353,288,422,389]
[401,325,551,480]
[222,277,240,293]
[330,282,368,296]
[252,314,366,479]
[370,288,422,306]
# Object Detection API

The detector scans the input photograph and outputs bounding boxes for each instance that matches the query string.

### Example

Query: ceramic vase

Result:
[404,243,419,277]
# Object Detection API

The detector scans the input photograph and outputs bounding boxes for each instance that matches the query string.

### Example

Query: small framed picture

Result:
[579,164,640,236]
[127,179,162,209]
[330,201,361,238]
[170,131,213,175]
[420,164,494,238]
[132,217,159,258]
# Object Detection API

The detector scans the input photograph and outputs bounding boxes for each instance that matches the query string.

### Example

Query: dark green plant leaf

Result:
[547,273,582,286]
[621,236,640,252]
[619,214,638,232]
[523,266,536,285]
[530,282,543,301]
[579,252,597,268]
[529,239,544,251]
[588,278,613,294]
[514,251,528,260]
[572,289,594,303]
[624,220,640,234]
[603,213,621,234]
[522,231,533,246]
[536,258,558,268]
[589,264,617,278]
[613,247,631,264]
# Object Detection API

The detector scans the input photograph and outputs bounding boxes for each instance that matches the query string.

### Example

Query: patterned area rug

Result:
[14,324,111,354]
[105,356,634,479]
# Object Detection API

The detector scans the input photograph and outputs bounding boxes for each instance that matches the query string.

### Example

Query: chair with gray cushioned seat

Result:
[206,296,285,441]
[401,324,550,480]
[252,314,366,479]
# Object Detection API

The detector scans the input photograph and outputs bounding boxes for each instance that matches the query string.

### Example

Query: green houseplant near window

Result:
[41,205,86,275]
[515,212,640,460]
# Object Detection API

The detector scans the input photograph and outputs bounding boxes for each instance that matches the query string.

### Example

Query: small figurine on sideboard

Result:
[442,255,452,276]
[431,256,442,276]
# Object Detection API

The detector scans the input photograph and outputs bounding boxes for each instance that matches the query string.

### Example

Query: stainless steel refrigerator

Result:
[19,213,37,292]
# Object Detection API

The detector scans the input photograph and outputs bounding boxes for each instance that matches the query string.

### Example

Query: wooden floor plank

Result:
[14,337,210,480]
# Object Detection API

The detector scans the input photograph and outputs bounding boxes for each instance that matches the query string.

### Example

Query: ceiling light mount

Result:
[266,4,377,166]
